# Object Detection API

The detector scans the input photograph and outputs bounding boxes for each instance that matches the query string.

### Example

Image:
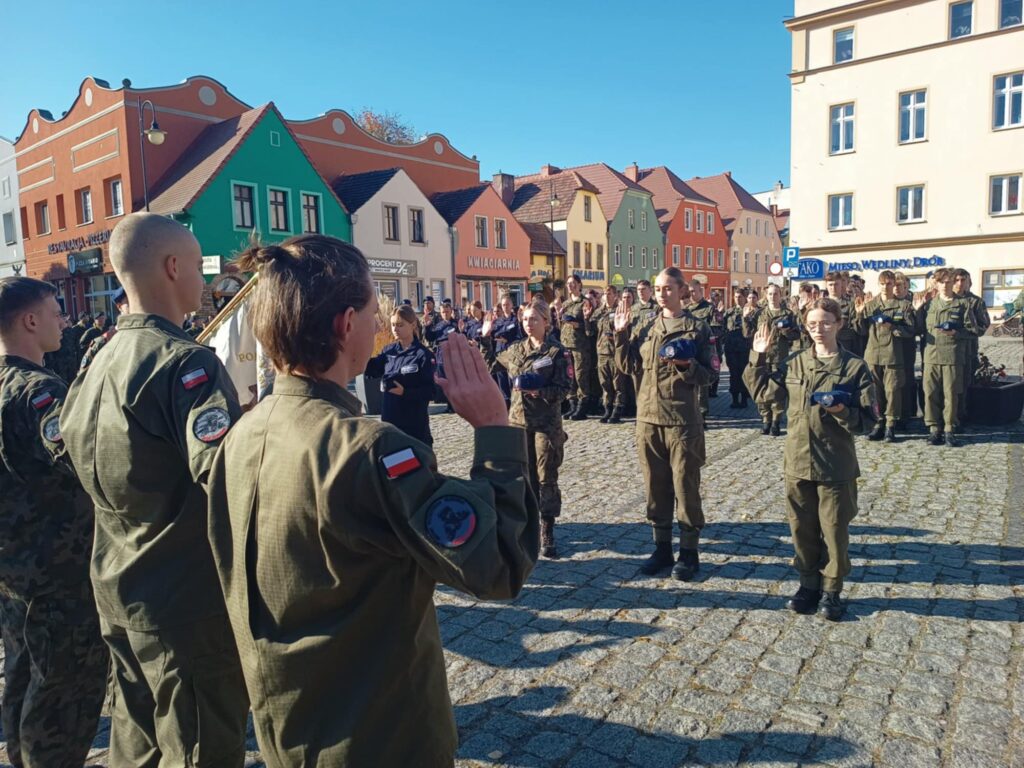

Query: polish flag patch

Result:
[180,368,209,390]
[381,447,421,480]
[30,392,54,410]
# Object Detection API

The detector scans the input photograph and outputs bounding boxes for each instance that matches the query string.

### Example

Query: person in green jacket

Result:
[593,284,628,423]
[854,270,915,442]
[743,283,802,435]
[893,272,920,425]
[744,297,878,621]
[825,271,863,355]
[207,235,539,768]
[722,287,751,408]
[953,269,991,421]
[687,279,719,425]
[560,274,596,420]
[614,267,713,580]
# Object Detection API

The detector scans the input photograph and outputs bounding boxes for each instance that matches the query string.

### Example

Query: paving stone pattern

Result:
[2,339,1022,767]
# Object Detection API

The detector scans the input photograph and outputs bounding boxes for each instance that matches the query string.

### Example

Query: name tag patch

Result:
[532,357,553,370]
[193,407,231,443]
[425,496,477,548]
[43,416,62,443]
[31,392,54,410]
[400,364,419,375]
[181,368,209,390]
[381,447,421,479]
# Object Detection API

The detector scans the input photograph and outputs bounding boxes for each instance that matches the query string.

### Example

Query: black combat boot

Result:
[599,404,613,424]
[770,419,782,437]
[884,426,897,443]
[671,548,700,582]
[565,398,578,418]
[927,429,944,446]
[541,518,558,559]
[819,591,845,621]
[867,423,885,441]
[729,392,743,409]
[944,430,959,447]
[570,399,588,420]
[639,542,674,575]
[786,586,823,614]
[761,417,772,435]
[608,405,624,424]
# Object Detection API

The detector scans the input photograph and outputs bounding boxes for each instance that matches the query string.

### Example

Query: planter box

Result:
[355,375,383,416]
[966,375,1024,425]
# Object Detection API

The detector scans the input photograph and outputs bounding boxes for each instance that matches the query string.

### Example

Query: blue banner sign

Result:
[797,258,825,280]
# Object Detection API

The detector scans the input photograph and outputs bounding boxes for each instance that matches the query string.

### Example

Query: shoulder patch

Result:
[31,391,54,410]
[193,407,231,443]
[381,447,421,479]
[43,416,62,443]
[425,496,477,548]
[180,367,209,390]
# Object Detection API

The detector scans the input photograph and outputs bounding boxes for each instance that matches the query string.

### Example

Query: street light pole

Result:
[137,98,167,212]
[549,180,559,281]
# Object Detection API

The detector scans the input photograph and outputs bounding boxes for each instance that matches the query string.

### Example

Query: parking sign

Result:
[783,247,800,268]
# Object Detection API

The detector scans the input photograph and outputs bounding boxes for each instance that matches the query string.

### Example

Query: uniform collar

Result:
[272,373,363,416]
[116,313,194,341]
[0,354,44,371]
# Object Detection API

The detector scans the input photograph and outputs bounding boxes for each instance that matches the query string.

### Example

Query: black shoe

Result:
[565,398,578,418]
[570,403,588,420]
[761,419,772,435]
[599,406,612,424]
[945,431,959,447]
[638,542,674,575]
[884,427,897,443]
[927,430,944,446]
[819,591,845,621]
[729,393,743,408]
[608,406,623,424]
[671,549,700,582]
[895,419,909,430]
[786,586,823,614]
[541,519,558,559]
[770,420,781,437]
[867,423,885,441]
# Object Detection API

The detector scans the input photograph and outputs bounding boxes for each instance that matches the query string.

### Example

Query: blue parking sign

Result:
[797,258,825,280]
[783,247,800,268]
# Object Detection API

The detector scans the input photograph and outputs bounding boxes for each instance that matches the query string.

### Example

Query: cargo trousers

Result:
[785,477,858,593]
[636,422,706,548]
[526,429,566,519]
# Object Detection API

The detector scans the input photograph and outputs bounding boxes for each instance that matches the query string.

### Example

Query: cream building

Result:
[0,137,24,279]
[787,0,1024,307]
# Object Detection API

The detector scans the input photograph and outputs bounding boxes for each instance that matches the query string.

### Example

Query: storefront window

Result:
[84,274,121,321]
[983,268,1024,308]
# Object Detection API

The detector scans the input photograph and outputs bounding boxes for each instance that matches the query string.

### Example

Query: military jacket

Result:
[688,299,714,328]
[743,305,802,367]
[914,296,978,366]
[631,298,658,326]
[855,297,915,367]
[206,374,538,768]
[722,307,751,355]
[961,291,991,336]
[743,347,877,483]
[483,337,570,433]
[0,356,94,600]
[43,325,83,383]
[559,296,592,349]
[78,327,118,375]
[835,296,861,350]
[365,340,436,445]
[79,324,104,350]
[61,314,241,630]
[615,310,712,430]
[593,306,618,357]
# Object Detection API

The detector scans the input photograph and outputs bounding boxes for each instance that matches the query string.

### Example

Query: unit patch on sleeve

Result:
[42,416,62,443]
[192,407,231,443]
[30,392,54,410]
[380,447,421,480]
[425,496,477,548]
[180,368,210,390]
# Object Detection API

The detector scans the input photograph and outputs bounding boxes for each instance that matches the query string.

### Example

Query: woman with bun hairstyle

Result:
[365,303,436,445]
[479,298,570,558]
[743,297,878,621]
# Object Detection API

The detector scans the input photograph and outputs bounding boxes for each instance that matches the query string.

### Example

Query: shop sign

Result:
[611,273,625,288]
[530,268,551,280]
[827,255,945,272]
[573,270,606,282]
[67,248,104,275]
[468,256,523,271]
[202,255,222,276]
[49,229,112,255]
[367,258,417,277]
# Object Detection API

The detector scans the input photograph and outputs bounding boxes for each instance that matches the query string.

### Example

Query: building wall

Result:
[665,200,731,300]
[454,186,530,308]
[564,191,610,290]
[788,0,1024,300]
[727,209,782,290]
[350,171,451,304]
[0,138,24,278]
[607,190,664,288]
[182,109,351,268]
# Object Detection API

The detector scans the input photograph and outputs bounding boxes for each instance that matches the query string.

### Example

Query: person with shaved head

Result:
[61,213,248,766]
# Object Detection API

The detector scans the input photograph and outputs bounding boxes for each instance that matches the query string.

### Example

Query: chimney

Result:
[770,204,779,217]
[724,171,732,178]
[624,162,639,182]
[491,172,515,206]
[540,164,560,177]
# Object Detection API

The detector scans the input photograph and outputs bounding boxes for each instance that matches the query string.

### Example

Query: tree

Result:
[354,109,419,145]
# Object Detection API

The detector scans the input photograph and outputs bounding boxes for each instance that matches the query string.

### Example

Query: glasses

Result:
[805,321,836,330]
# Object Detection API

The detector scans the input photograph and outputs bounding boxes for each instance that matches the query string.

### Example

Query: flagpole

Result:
[196,274,259,345]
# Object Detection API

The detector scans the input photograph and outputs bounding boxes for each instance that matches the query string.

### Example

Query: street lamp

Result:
[138,98,167,211]
[548,180,560,280]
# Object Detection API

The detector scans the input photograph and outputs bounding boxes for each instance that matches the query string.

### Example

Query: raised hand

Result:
[582,300,594,319]
[613,302,631,333]
[481,311,495,337]
[751,324,774,354]
[435,333,508,427]
[742,303,754,318]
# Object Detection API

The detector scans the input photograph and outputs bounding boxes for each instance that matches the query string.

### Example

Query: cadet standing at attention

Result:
[893,272,919,425]
[708,290,726,398]
[854,270,915,442]
[687,279,719,425]
[953,268,990,419]
[629,280,658,415]
[614,267,713,580]
[723,287,751,408]
[825,271,863,356]
[481,298,570,557]
[594,285,628,423]
[743,283,802,435]
[61,213,249,767]
[206,235,538,768]
[560,274,596,420]
[744,298,878,620]
[0,277,108,768]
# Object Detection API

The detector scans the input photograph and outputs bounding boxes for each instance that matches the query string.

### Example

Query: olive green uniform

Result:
[743,306,803,422]
[615,310,712,547]
[61,314,249,768]
[482,336,571,518]
[206,374,538,768]
[43,325,82,383]
[914,297,978,432]
[854,297,915,427]
[743,347,878,592]
[835,296,863,355]
[0,356,107,768]
[722,306,751,400]
[629,299,659,410]
[959,290,991,418]
[594,305,628,412]
[688,298,719,417]
[560,295,594,403]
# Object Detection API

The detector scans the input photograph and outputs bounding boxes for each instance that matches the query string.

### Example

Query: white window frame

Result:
[833,27,854,64]
[653,247,658,267]
[743,251,750,273]
[1001,0,1023,28]
[696,210,704,232]
[628,245,635,267]
[299,191,323,234]
[641,246,647,269]
[684,209,692,231]
[707,212,715,234]
[899,90,927,144]
[109,178,124,217]
[828,193,855,231]
[584,195,592,222]
[267,186,292,234]
[754,252,760,273]
[628,209,635,229]
[614,244,621,267]
[1,177,9,199]
[2,211,16,245]
[949,0,973,38]
[731,250,738,272]
[994,71,1024,130]
[80,187,93,225]
[474,215,488,248]
[494,217,507,249]
[896,184,926,223]
[37,201,50,235]
[685,246,693,267]
[640,210,647,231]
[697,247,704,268]
[829,102,855,155]
[231,181,258,231]
[383,203,401,242]
[990,174,1022,215]
[672,244,680,266]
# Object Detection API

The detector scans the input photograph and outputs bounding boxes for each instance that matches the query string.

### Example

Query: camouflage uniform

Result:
[743,305,803,424]
[77,328,117,375]
[43,326,82,383]
[0,355,107,768]
[593,305,628,416]
[560,296,595,408]
[687,298,719,418]
[722,306,751,402]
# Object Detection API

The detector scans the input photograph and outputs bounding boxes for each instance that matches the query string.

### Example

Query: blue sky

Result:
[1,0,793,193]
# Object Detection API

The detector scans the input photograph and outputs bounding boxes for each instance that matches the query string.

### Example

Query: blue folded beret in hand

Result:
[775,316,795,330]
[810,390,853,408]
[935,321,962,331]
[659,338,697,360]
[513,373,546,391]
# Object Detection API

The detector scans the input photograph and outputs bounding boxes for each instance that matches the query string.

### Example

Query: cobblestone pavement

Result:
[2,339,1022,767]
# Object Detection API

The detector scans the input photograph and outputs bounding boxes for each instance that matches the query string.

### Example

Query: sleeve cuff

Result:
[474,426,528,465]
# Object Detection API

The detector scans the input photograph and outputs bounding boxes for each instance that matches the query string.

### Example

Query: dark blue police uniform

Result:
[365,340,436,445]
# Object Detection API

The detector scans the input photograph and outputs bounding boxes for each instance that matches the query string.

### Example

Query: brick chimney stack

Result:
[624,162,639,182]
[491,173,515,206]
[540,164,560,177]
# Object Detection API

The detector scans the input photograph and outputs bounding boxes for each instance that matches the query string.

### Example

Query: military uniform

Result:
[43,325,82,383]
[490,314,523,405]
[854,297,915,429]
[560,296,595,413]
[959,290,991,419]
[0,355,107,768]
[77,327,118,375]
[615,310,712,550]
[914,296,978,435]
[687,298,719,418]
[78,322,104,351]
[722,305,751,405]
[743,305,803,427]
[365,339,436,445]
[835,296,863,355]
[593,305,628,420]
[61,314,249,768]
[629,298,659,414]
[743,346,877,595]
[206,374,538,768]
[708,303,725,397]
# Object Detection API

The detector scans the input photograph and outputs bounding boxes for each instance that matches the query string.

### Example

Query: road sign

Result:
[767,275,785,286]
[769,261,783,276]
[783,246,800,268]
[797,258,825,280]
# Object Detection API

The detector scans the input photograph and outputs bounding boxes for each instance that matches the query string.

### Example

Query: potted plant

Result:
[355,295,396,416]
[966,354,1024,425]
